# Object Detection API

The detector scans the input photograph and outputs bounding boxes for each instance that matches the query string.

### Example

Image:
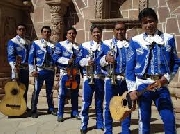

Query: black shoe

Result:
[71,115,81,120]
[31,112,38,118]
[57,117,64,122]
[47,110,57,116]
[80,129,87,134]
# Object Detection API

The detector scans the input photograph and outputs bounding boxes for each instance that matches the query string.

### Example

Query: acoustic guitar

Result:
[0,81,27,116]
[109,80,161,121]
[0,56,27,116]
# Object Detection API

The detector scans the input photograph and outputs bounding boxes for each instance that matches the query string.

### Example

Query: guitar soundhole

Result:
[122,99,127,107]
[11,88,19,95]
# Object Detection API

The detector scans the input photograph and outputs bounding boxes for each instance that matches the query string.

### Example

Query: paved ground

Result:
[0,84,180,134]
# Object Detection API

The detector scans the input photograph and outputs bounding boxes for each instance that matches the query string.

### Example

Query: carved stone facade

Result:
[139,0,148,12]
[46,0,70,42]
[95,0,103,19]
[0,0,32,98]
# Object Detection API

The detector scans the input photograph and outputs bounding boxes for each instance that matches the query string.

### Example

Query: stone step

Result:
[0,77,11,87]
[0,88,5,94]
[0,93,5,100]
[0,72,11,78]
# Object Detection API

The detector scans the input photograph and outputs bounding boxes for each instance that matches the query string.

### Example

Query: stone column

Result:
[95,0,103,19]
[139,0,148,12]
[46,0,71,42]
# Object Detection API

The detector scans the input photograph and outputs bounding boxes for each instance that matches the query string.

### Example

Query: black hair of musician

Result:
[16,23,26,30]
[138,8,158,22]
[113,21,127,30]
[41,26,51,33]
[66,27,77,35]
[90,25,102,33]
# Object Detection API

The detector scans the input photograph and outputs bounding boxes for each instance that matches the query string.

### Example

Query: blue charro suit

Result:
[126,31,179,134]
[28,39,55,113]
[100,38,131,134]
[7,35,31,103]
[52,40,80,118]
[78,40,105,131]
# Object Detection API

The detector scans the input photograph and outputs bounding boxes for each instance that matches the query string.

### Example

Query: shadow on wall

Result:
[63,1,79,40]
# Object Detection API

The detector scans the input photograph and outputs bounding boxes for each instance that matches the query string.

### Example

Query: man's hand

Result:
[105,51,115,63]
[31,71,38,77]
[129,90,138,101]
[68,58,74,65]
[88,59,94,66]
[160,76,168,86]
[13,67,20,73]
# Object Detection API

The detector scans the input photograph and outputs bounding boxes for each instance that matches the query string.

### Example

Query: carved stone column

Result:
[46,0,71,42]
[139,0,148,12]
[95,0,103,19]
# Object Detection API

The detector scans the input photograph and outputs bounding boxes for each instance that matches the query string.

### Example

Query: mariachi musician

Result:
[99,22,131,134]
[28,26,56,118]
[52,27,81,122]
[77,25,106,134]
[7,23,31,112]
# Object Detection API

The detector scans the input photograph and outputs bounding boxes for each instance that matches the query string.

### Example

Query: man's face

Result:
[114,23,126,40]
[41,28,51,41]
[141,16,158,35]
[16,25,26,37]
[91,27,102,43]
[66,29,76,42]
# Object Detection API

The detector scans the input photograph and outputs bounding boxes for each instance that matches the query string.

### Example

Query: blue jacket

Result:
[77,40,107,75]
[126,31,179,91]
[52,40,80,69]
[100,38,129,75]
[28,39,55,73]
[7,35,31,69]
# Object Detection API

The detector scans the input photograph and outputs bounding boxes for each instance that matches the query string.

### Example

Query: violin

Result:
[65,55,78,90]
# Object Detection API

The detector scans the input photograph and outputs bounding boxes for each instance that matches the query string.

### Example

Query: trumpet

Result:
[86,48,95,85]
[108,42,116,85]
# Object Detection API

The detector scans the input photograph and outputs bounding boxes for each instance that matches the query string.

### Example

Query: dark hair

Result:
[66,27,77,35]
[113,21,126,30]
[138,8,158,22]
[16,23,26,30]
[41,26,51,33]
[90,25,102,33]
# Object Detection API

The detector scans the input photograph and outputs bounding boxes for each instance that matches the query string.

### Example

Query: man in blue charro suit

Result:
[126,8,179,134]
[78,25,105,134]
[52,27,81,122]
[28,26,56,118]
[7,23,31,112]
[100,21,131,134]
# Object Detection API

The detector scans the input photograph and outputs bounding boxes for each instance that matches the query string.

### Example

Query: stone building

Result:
[0,0,180,101]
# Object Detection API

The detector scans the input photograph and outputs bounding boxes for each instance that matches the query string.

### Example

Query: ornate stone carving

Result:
[49,5,63,42]
[46,0,70,42]
[139,0,148,12]
[95,0,103,19]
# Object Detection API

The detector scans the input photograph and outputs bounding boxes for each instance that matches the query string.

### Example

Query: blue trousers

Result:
[80,77,104,131]
[31,70,54,112]
[104,78,131,134]
[57,74,80,117]
[138,83,176,134]
[19,68,29,104]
